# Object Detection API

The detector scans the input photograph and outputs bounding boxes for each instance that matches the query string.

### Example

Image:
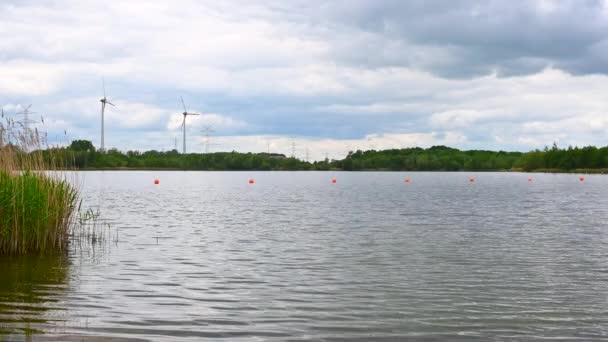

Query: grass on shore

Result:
[1,119,79,255]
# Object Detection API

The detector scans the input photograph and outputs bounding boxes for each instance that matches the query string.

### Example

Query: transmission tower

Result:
[367,136,376,150]
[290,137,296,158]
[201,125,216,153]
[16,105,38,133]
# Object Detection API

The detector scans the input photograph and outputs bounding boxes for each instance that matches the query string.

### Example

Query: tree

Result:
[69,140,95,152]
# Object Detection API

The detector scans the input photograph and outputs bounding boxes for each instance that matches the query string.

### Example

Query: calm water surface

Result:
[2,171,608,341]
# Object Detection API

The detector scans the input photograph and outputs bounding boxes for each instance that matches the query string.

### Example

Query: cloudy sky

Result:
[1,0,607,160]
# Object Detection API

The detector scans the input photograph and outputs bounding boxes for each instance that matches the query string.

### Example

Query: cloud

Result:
[314,0,608,77]
[1,0,608,154]
[523,115,608,135]
[167,113,248,131]
[205,131,468,161]
[430,109,503,129]
[0,61,66,96]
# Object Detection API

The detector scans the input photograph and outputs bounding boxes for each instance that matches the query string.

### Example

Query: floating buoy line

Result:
[150,176,590,186]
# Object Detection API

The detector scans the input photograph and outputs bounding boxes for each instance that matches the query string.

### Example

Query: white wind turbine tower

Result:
[99,79,115,152]
[180,97,200,154]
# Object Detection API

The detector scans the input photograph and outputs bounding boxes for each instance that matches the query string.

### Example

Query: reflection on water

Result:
[1,171,608,341]
[0,255,68,338]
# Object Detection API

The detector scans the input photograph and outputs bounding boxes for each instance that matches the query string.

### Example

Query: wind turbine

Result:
[180,97,200,154]
[99,79,115,152]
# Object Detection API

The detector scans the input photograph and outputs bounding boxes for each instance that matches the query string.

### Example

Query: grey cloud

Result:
[306,0,608,77]
[2,0,608,154]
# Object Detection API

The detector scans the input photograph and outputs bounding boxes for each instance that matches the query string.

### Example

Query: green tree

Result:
[69,140,95,152]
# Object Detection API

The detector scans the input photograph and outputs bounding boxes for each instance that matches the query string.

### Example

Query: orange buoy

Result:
[249,178,255,184]
[580,176,585,182]
[469,178,475,183]
[331,178,337,183]
[154,179,160,185]
[405,178,411,183]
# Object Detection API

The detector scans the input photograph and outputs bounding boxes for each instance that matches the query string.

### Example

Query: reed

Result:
[0,117,79,255]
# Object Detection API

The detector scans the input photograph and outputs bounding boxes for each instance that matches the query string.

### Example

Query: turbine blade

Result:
[106,100,115,107]
[103,78,106,98]
[180,96,187,113]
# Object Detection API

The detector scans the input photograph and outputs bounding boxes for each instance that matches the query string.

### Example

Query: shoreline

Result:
[59,168,608,174]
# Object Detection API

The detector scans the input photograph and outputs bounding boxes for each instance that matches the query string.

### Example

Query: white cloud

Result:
[430,109,501,129]
[1,1,608,153]
[167,113,248,131]
[0,61,66,96]
[45,98,168,129]
[205,132,468,161]
[523,115,608,135]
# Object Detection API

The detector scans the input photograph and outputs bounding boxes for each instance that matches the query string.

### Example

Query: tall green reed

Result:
[0,116,79,255]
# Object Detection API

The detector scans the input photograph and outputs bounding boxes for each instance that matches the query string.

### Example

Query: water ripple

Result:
[1,171,608,341]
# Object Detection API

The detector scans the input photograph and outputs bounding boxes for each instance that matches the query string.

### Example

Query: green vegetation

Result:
[0,122,79,255]
[514,143,608,172]
[55,140,608,172]
[336,146,523,171]
[47,140,314,170]
[0,171,78,255]
[342,145,608,172]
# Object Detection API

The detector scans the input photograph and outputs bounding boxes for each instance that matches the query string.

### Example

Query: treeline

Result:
[336,144,608,171]
[336,146,523,171]
[46,140,317,170]
[41,140,608,172]
[515,143,608,171]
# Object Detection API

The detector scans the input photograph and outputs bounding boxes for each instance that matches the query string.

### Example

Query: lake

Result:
[2,171,608,341]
